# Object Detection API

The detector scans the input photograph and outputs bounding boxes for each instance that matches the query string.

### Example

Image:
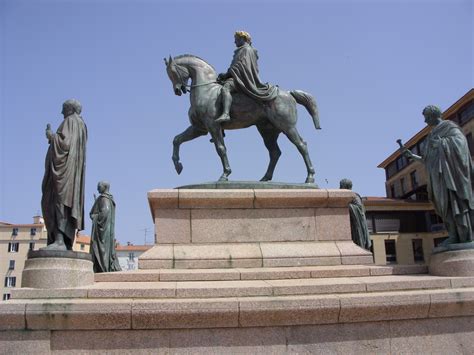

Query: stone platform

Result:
[141,188,373,269]
[2,264,474,353]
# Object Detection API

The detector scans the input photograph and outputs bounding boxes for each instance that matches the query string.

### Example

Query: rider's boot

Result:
[215,88,232,123]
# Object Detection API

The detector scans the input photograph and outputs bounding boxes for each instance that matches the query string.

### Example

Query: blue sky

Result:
[1,0,472,245]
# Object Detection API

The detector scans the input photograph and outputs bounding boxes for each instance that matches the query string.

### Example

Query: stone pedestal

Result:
[140,188,373,269]
[22,250,94,288]
[429,246,474,276]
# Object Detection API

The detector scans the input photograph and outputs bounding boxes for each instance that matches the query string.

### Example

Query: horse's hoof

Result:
[305,177,315,184]
[218,176,229,182]
[175,162,183,175]
[260,176,271,182]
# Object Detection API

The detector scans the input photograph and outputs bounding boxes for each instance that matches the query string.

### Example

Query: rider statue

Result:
[215,31,278,123]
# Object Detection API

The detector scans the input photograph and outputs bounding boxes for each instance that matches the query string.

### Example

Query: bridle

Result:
[171,62,216,91]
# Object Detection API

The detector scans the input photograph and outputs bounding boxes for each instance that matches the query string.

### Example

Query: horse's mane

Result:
[174,54,216,71]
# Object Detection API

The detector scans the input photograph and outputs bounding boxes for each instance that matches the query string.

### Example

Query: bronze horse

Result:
[165,54,321,183]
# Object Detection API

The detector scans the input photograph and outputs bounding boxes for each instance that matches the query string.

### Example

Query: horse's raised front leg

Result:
[284,127,315,184]
[172,125,207,175]
[209,125,232,181]
[257,124,281,181]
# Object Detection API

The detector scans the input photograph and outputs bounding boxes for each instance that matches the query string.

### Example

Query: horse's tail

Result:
[290,90,321,130]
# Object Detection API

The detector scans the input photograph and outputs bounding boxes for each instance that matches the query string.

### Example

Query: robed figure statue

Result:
[41,99,87,251]
[400,105,474,247]
[90,181,121,273]
[340,179,372,250]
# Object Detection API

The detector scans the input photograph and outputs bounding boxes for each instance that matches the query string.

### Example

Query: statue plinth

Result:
[21,250,94,289]
[429,242,474,276]
[140,187,373,269]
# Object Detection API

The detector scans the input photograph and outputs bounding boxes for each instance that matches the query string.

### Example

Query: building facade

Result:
[0,216,47,301]
[116,243,152,271]
[368,89,474,265]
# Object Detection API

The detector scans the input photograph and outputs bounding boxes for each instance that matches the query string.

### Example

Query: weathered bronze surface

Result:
[90,181,121,273]
[41,99,87,251]
[400,105,474,247]
[165,32,321,184]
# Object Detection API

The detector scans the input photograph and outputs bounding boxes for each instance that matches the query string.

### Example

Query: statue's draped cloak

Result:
[41,113,87,247]
[348,194,372,250]
[228,43,278,101]
[423,120,474,242]
[90,193,121,273]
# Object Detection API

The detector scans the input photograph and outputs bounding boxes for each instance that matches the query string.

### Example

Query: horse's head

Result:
[165,55,189,96]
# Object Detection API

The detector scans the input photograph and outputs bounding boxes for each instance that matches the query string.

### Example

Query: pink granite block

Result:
[0,302,26,330]
[137,245,174,269]
[327,189,355,207]
[239,267,312,280]
[370,264,428,276]
[176,280,272,298]
[178,189,254,209]
[50,329,170,353]
[239,295,340,326]
[159,269,241,281]
[310,265,371,278]
[315,208,351,241]
[263,256,342,267]
[87,281,176,298]
[253,189,328,208]
[26,300,132,330]
[148,189,179,211]
[95,270,161,282]
[132,298,239,329]
[339,291,430,322]
[11,288,88,299]
[0,330,51,354]
[341,255,374,265]
[449,276,474,288]
[154,209,190,243]
[266,278,366,296]
[191,208,316,243]
[429,289,474,318]
[361,275,451,292]
[173,258,262,269]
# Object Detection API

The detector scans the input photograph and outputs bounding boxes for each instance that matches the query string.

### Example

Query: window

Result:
[3,294,11,301]
[80,244,85,251]
[29,242,35,251]
[412,239,424,263]
[434,236,449,247]
[410,171,418,189]
[390,184,395,198]
[4,277,16,288]
[30,228,36,236]
[384,240,397,263]
[8,242,19,253]
[128,252,135,261]
[12,228,18,236]
[418,139,426,155]
[386,162,398,179]
[458,101,474,125]
[8,260,15,270]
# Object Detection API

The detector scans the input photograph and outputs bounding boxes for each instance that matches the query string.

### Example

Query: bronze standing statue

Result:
[165,31,321,183]
[41,99,87,251]
[90,181,121,273]
[340,179,372,250]
[399,105,474,247]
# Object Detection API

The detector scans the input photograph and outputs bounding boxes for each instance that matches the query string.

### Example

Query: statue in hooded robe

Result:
[340,179,372,250]
[41,99,87,251]
[90,181,121,273]
[400,105,474,247]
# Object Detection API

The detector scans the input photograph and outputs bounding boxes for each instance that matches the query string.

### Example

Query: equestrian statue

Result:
[165,31,321,183]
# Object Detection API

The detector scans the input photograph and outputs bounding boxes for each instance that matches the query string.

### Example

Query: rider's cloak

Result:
[228,43,278,101]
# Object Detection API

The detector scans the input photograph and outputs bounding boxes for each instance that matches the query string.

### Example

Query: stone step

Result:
[12,274,474,300]
[138,241,373,269]
[95,264,428,282]
[3,287,474,331]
